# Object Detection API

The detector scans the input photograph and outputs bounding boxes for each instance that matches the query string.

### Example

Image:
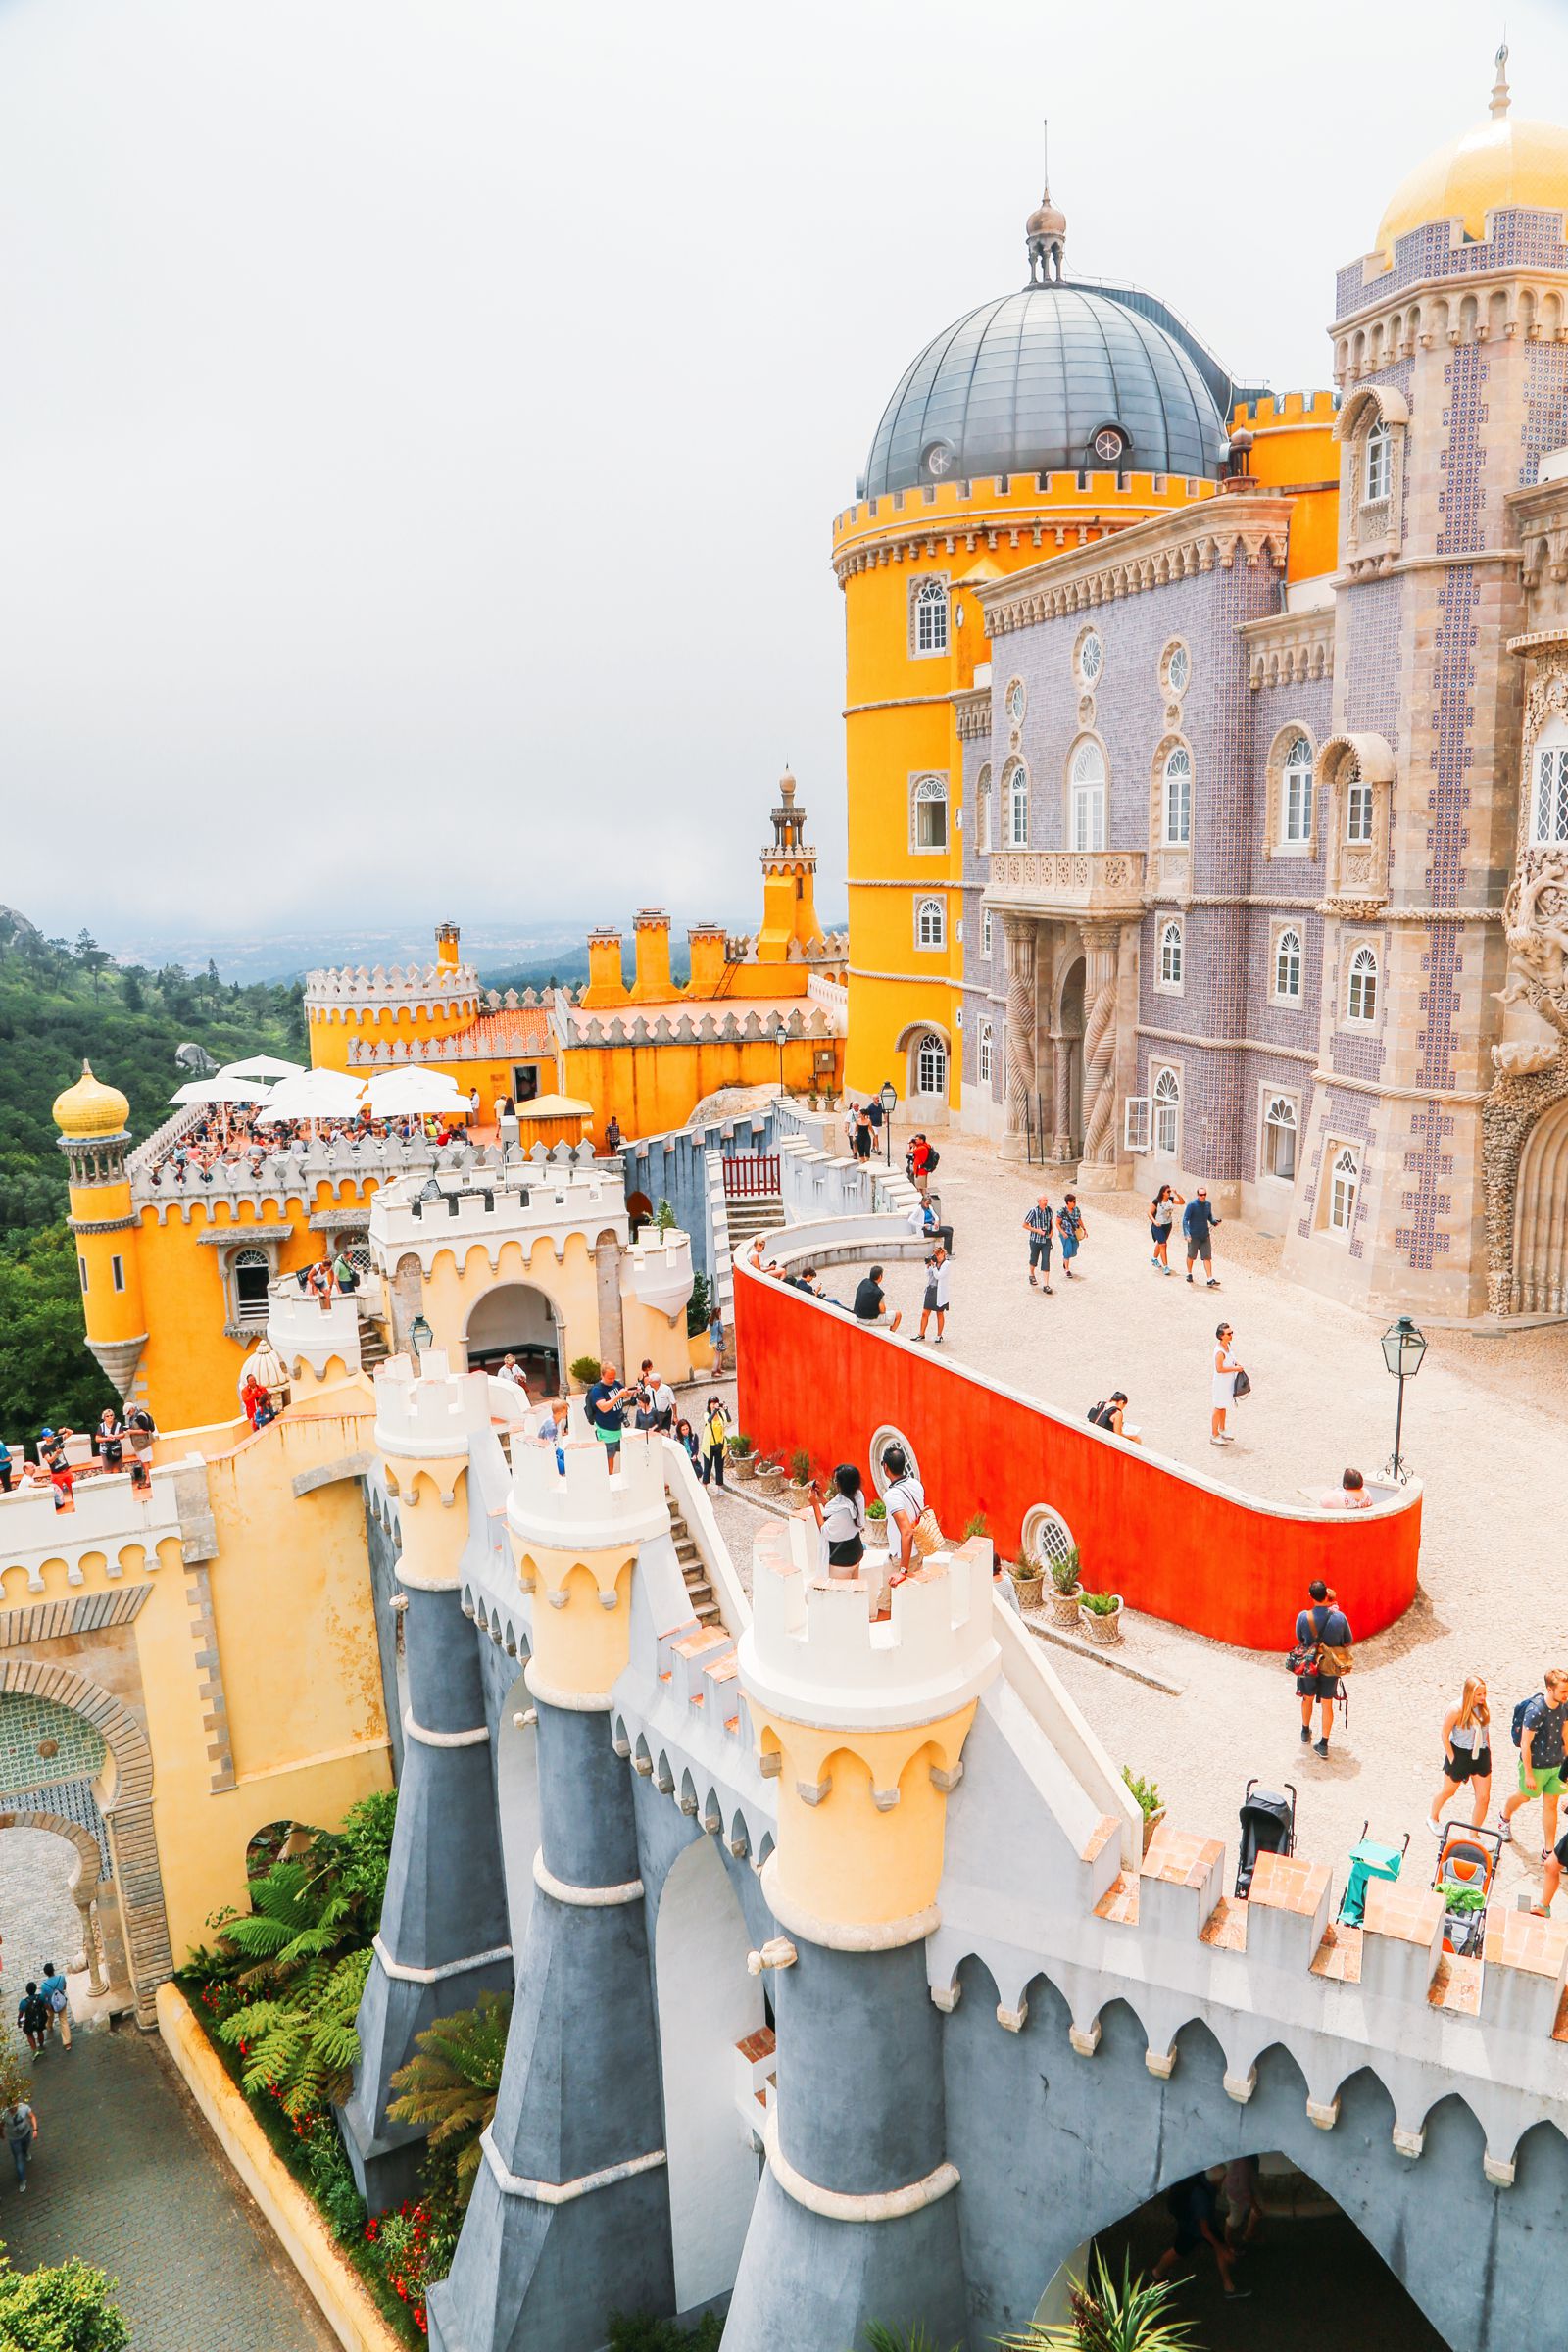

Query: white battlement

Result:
[620,1228,694,1322]
[368,1158,626,1275]
[372,1354,494,1458]
[739,1518,1000,1733]
[267,1278,364,1377]
[507,1428,670,1555]
[0,1461,184,1589]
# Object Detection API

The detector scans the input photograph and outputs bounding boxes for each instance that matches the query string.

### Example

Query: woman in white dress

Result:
[1211,1321,1242,1446]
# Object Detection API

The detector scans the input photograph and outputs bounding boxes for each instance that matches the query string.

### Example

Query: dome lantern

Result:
[1025,121,1067,285]
[53,1059,130,1141]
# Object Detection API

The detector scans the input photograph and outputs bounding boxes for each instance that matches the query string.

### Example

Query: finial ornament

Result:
[1491,39,1510,120]
[1025,122,1067,287]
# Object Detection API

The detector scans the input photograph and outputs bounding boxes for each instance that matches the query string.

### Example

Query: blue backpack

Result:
[1512,1694,1542,1749]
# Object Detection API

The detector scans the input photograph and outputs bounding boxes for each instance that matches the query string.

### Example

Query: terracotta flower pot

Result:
[1010,1570,1046,1613]
[1079,1595,1124,1645]
[1046,1585,1084,1629]
[752,1462,785,1496]
[728,1452,756,1484]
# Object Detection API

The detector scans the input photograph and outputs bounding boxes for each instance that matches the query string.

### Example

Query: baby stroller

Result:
[1339,1822,1410,1926]
[1235,1780,1297,1899]
[1432,1822,1502,1957]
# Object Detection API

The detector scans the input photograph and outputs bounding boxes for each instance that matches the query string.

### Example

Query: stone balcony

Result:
[982,848,1148,923]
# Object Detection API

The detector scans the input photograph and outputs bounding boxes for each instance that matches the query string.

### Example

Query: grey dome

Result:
[864,284,1229,496]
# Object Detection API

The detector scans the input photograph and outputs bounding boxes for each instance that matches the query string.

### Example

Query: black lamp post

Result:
[1380,1314,1427,1482]
[878,1078,898,1166]
[409,1313,433,1368]
[774,1020,788,1094]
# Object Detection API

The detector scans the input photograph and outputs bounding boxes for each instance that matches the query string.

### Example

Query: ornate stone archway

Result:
[0,1808,114,1994]
[0,1660,172,2025]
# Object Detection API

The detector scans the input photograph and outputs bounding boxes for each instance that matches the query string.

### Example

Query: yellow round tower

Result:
[54,1062,147,1401]
[304,922,482,1075]
[834,171,1239,1122]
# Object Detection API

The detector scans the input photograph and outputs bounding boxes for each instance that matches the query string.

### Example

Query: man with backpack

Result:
[1501,1669,1568,1857]
[16,1982,49,2057]
[1293,1579,1352,1757]
[38,1962,70,2052]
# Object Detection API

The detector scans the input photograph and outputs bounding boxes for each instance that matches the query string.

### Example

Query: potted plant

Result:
[786,1446,813,1504]
[752,1455,786,1497]
[727,1431,756,1484]
[1122,1768,1166,1855]
[1008,1554,1045,1613]
[567,1355,602,1393]
[866,1497,888,1541]
[1078,1588,1124,1645]
[1045,1544,1084,1629]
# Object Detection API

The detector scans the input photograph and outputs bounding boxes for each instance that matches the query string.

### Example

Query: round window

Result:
[1077,630,1103,687]
[1021,1505,1078,1575]
[868,1425,920,1495]
[1165,642,1191,696]
[922,440,956,480]
[1092,426,1127,466]
[1005,678,1026,725]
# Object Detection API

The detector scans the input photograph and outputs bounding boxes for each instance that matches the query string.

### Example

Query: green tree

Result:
[387,1990,513,2196]
[0,1227,116,1434]
[217,1944,371,2119]
[0,2254,129,2352]
[996,2248,1198,2352]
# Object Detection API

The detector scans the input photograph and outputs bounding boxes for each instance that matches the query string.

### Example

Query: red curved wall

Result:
[734,1265,1420,1650]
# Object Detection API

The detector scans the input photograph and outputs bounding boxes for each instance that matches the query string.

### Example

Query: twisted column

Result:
[1079,924,1120,1167]
[1004,920,1038,1146]
[1050,1036,1073,1162]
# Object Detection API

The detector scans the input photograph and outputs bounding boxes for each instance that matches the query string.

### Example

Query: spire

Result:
[1491,38,1510,119]
[1025,123,1067,286]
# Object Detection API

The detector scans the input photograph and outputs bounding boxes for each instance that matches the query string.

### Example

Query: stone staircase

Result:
[668,1496,724,1629]
[724,1195,783,1253]
[360,1316,392,1371]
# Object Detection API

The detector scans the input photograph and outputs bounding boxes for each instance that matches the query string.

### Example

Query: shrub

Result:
[727,1431,753,1458]
[788,1447,812,1485]
[1079,1590,1121,1618]
[654,1199,677,1235]
[568,1355,602,1389]
[0,2255,130,2351]
[606,2313,724,2352]
[388,1991,513,2200]
[962,1511,990,1541]
[686,1269,710,1340]
[866,1498,887,1522]
[1047,1544,1083,1596]
[1121,1768,1163,1822]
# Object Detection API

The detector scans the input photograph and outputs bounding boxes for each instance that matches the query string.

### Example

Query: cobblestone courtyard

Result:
[719,1128,1568,1915]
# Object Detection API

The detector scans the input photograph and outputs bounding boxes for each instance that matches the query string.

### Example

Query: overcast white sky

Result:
[3,0,1565,951]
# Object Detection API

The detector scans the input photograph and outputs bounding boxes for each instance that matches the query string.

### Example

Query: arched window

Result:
[1162,745,1192,845]
[910,773,948,852]
[914,897,946,950]
[234,1248,270,1323]
[1263,1094,1298,1181]
[1069,740,1106,852]
[1158,918,1184,989]
[1152,1066,1180,1155]
[976,763,992,853]
[979,1021,994,1084]
[1281,736,1314,845]
[1004,759,1029,849]
[914,1032,948,1097]
[912,576,949,657]
[1346,764,1374,844]
[1364,418,1391,504]
[1273,926,1302,1002]
[1533,716,1568,845]
[1347,943,1379,1025]
[1329,1143,1360,1233]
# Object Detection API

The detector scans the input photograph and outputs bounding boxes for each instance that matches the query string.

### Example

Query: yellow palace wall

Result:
[560,1033,837,1145]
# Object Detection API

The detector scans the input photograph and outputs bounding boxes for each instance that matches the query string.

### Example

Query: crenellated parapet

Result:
[368,1157,624,1279]
[304,960,482,1023]
[619,1228,693,1325]
[563,1003,844,1050]
[373,1351,492,1554]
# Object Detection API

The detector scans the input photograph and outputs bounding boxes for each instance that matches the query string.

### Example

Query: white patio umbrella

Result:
[170,1076,273,1105]
[362,1068,469,1118]
[253,1069,366,1125]
[216,1054,306,1083]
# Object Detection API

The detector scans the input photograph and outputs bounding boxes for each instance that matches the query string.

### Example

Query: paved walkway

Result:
[739,1130,1568,1916]
[2,2022,335,2350]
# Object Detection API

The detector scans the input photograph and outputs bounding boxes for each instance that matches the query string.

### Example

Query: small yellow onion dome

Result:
[53,1060,130,1138]
[1374,50,1568,264]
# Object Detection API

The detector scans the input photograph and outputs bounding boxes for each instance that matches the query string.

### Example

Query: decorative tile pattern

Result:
[0,1692,106,1794]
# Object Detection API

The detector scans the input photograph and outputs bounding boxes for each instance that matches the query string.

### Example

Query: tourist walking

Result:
[852,1110,873,1161]
[1056,1194,1086,1278]
[1150,1183,1184,1276]
[603,1113,623,1153]
[2,2094,36,2191]
[700,1396,730,1488]
[707,1302,724,1366]
[906,1134,938,1197]
[1211,1321,1243,1445]
[1152,2172,1250,2302]
[38,1964,70,2053]
[1428,1677,1493,1834]
[808,1464,867,1579]
[1183,1188,1223,1286]
[584,1364,635,1463]
[673,1418,702,1473]
[16,1984,48,2058]
[1293,1578,1352,1757]
[1500,1669,1568,1857]
[1024,1195,1054,1294]
[912,1245,951,1345]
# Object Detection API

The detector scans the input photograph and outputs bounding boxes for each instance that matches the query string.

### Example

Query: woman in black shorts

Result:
[1428,1675,1492,1834]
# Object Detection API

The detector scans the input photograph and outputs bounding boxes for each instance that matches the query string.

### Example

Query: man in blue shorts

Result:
[1056,1194,1087,1279]
[1023,1194,1054,1295]
[584,1364,634,1463]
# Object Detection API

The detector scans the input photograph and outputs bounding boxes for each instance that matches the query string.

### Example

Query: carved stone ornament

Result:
[1497,849,1568,1044]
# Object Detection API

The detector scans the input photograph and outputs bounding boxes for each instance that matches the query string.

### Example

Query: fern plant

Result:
[859,2324,962,2352]
[996,2247,1198,2352]
[387,1990,514,2196]
[217,1944,372,2118]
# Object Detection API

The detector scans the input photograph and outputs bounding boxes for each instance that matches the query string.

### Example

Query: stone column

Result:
[1077,921,1121,1182]
[77,1893,106,1996]
[1050,1035,1073,1162]
[1001,919,1037,1162]
[426,1435,675,2352]
[722,1524,1000,2351]
[338,1355,514,2211]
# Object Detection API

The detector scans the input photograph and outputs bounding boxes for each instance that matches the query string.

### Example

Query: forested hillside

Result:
[0,911,305,1435]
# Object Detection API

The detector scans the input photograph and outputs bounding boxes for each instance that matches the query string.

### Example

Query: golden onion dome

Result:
[1374,48,1568,263]
[53,1060,130,1139]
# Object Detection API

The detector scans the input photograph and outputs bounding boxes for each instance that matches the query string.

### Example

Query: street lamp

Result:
[878,1078,898,1166]
[409,1313,433,1368]
[774,1019,788,1094]
[1380,1314,1427,1482]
